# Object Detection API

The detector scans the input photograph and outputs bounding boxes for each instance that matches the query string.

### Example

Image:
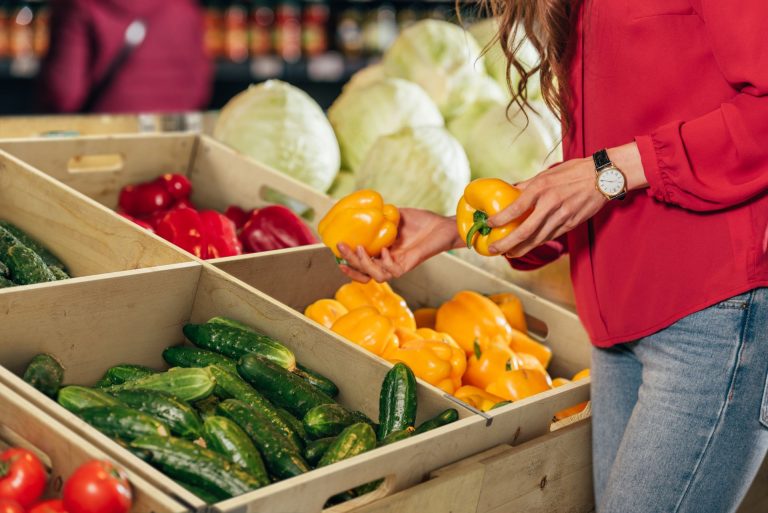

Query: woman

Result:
[338,1,768,512]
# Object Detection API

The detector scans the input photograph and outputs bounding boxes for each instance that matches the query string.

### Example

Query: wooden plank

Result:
[0,114,155,138]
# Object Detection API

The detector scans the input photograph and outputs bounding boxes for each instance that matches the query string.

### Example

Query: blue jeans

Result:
[592,288,768,513]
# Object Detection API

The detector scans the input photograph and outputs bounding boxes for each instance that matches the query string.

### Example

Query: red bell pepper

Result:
[155,174,192,200]
[117,174,191,217]
[224,205,249,230]
[118,213,155,233]
[239,205,317,253]
[155,208,207,258]
[199,210,243,258]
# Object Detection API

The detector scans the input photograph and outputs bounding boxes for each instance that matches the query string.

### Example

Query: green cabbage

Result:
[213,80,340,193]
[342,64,386,93]
[328,78,443,172]
[355,126,470,215]
[442,72,507,121]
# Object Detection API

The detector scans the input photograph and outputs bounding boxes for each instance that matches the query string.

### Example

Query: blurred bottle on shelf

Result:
[336,3,363,59]
[10,0,34,60]
[249,0,274,57]
[273,0,301,62]
[302,0,329,57]
[362,2,397,55]
[204,0,225,58]
[0,2,9,58]
[224,0,248,62]
[32,1,50,57]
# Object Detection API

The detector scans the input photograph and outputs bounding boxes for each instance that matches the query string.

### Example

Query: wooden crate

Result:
[0,114,160,138]
[0,133,334,227]
[0,379,185,512]
[0,263,486,512]
[0,149,189,286]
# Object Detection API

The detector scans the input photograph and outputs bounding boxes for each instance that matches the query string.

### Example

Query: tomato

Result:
[0,499,25,513]
[0,448,47,507]
[29,499,68,513]
[62,461,132,513]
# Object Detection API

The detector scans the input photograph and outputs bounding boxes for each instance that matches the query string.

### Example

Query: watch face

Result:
[598,168,626,197]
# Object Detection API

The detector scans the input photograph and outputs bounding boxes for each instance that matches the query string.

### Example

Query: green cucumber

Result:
[110,389,203,440]
[48,266,70,280]
[103,367,215,402]
[177,481,220,504]
[303,403,372,439]
[80,406,170,440]
[276,407,309,442]
[293,364,339,398]
[22,353,64,398]
[0,276,14,288]
[203,416,269,485]
[378,427,414,447]
[217,399,310,480]
[377,363,417,440]
[209,365,303,451]
[184,322,296,371]
[414,409,459,435]
[96,364,157,388]
[304,436,336,466]
[6,245,56,285]
[131,435,265,500]
[0,260,8,277]
[58,386,122,412]
[194,395,221,420]
[207,316,253,331]
[163,346,238,375]
[318,423,376,467]
[0,221,66,270]
[237,353,334,419]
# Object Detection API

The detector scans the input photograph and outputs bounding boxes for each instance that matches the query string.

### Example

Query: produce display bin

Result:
[0,263,477,512]
[0,149,189,288]
[0,114,159,138]
[0,132,334,227]
[0,378,185,512]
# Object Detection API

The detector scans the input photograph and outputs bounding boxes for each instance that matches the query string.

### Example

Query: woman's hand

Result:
[337,208,463,283]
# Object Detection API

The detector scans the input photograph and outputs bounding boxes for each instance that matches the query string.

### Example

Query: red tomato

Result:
[29,499,68,513]
[62,461,132,513]
[0,499,25,513]
[0,448,47,507]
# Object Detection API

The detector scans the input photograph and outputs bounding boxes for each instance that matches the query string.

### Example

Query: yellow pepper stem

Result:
[466,210,493,248]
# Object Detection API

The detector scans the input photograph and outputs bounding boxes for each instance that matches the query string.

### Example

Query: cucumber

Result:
[209,365,303,451]
[276,407,309,443]
[0,276,14,288]
[413,409,459,435]
[96,364,157,388]
[58,386,122,412]
[304,436,336,466]
[163,346,238,375]
[131,435,265,500]
[194,395,221,420]
[217,399,310,480]
[378,427,414,447]
[0,221,66,270]
[0,260,8,277]
[203,416,269,485]
[22,353,64,398]
[184,322,296,371]
[111,389,204,440]
[293,364,339,398]
[237,353,334,419]
[207,316,253,331]
[318,423,376,467]
[80,406,170,440]
[377,363,417,440]
[48,266,70,280]
[177,481,220,504]
[6,245,56,285]
[303,403,372,439]
[0,225,20,255]
[103,367,215,402]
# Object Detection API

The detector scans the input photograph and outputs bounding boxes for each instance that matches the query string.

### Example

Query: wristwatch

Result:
[593,149,627,201]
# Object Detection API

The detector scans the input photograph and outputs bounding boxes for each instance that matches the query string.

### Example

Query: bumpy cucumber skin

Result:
[304,436,336,466]
[209,365,303,452]
[293,364,339,398]
[163,346,238,374]
[378,427,415,447]
[413,409,459,435]
[217,399,310,480]
[184,323,296,370]
[6,245,56,285]
[0,221,66,270]
[79,406,170,441]
[22,353,64,398]
[275,407,309,443]
[48,266,70,280]
[318,423,376,467]
[203,416,269,485]
[58,386,122,412]
[131,435,265,500]
[237,354,334,419]
[96,364,157,387]
[194,395,221,420]
[0,260,8,277]
[377,363,417,440]
[303,403,370,439]
[110,389,204,440]
[103,367,215,402]
[177,481,220,504]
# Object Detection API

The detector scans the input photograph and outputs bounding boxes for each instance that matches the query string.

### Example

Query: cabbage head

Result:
[342,64,386,94]
[355,126,470,215]
[442,72,507,121]
[328,77,443,172]
[213,80,340,193]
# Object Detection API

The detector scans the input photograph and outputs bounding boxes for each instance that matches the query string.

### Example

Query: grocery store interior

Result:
[0,1,766,512]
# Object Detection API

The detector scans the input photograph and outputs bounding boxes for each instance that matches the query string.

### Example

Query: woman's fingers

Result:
[504,211,564,259]
[488,204,550,255]
[380,248,405,278]
[355,245,392,283]
[339,264,371,283]
[487,187,538,228]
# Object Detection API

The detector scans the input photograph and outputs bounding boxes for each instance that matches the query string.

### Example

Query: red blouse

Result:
[513,0,768,346]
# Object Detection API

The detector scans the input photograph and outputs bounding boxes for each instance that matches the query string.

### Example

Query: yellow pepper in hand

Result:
[318,189,400,259]
[457,178,529,256]
[331,306,396,356]
[304,299,349,329]
[486,368,553,402]
[489,293,527,333]
[335,280,416,330]
[454,385,506,412]
[435,290,512,355]
[464,337,522,389]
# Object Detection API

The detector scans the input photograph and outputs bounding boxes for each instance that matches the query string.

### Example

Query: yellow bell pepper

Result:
[318,189,400,258]
[335,280,416,330]
[454,385,506,412]
[552,377,589,421]
[464,338,522,389]
[509,329,552,369]
[489,293,527,333]
[572,368,591,381]
[385,328,466,394]
[456,178,529,256]
[331,306,395,356]
[435,290,512,355]
[413,308,437,329]
[516,351,547,374]
[486,368,553,402]
[304,299,349,329]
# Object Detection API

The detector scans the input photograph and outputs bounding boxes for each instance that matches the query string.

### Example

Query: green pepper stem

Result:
[465,210,493,249]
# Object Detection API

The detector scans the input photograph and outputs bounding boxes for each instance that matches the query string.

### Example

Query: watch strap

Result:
[592,148,612,171]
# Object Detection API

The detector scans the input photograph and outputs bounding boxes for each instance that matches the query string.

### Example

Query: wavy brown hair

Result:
[475,0,579,133]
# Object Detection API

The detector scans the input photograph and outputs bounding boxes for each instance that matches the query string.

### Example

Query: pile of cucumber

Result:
[19,316,459,504]
[0,220,70,287]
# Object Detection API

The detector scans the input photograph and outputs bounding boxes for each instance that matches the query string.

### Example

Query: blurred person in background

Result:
[39,0,211,113]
